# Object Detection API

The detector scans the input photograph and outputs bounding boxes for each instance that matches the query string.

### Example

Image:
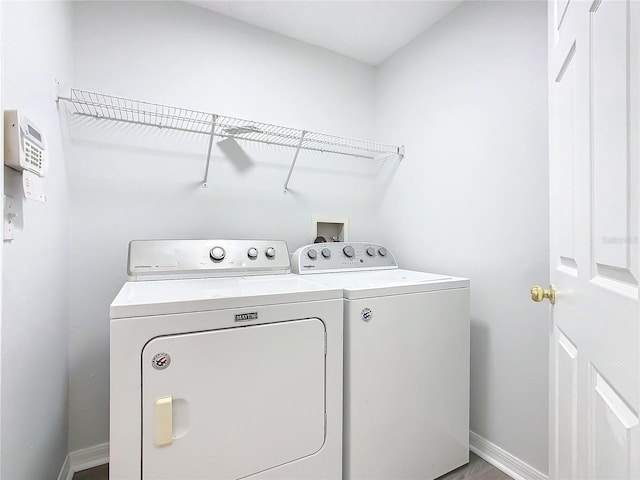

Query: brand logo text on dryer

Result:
[235,312,258,322]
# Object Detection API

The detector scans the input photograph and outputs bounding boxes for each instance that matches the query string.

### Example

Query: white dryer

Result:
[110,240,343,480]
[292,242,470,480]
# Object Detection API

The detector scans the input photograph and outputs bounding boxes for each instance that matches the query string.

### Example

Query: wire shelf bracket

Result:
[283,130,307,194]
[203,114,217,188]
[56,88,405,190]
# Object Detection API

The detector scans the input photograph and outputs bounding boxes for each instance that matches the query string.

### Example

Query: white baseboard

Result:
[57,442,109,480]
[59,436,543,480]
[469,431,548,480]
[57,454,71,480]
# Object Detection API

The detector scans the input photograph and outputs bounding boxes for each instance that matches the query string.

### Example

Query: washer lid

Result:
[110,274,342,319]
[299,269,469,299]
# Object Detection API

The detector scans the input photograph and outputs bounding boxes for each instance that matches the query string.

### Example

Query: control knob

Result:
[247,247,258,259]
[307,249,318,260]
[378,247,387,257]
[321,248,331,259]
[366,247,376,257]
[265,247,276,258]
[209,246,226,261]
[343,245,355,258]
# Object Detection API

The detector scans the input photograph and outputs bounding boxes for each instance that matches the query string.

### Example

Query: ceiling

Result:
[185,1,463,66]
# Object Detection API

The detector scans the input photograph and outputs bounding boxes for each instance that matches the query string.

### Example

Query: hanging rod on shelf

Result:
[56,88,404,190]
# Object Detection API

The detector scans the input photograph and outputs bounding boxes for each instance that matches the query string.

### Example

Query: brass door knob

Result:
[531,285,556,305]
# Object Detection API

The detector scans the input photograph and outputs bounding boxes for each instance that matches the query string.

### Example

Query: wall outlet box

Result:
[311,216,349,243]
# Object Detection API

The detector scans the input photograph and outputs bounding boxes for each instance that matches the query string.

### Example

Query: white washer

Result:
[110,240,343,480]
[292,242,470,480]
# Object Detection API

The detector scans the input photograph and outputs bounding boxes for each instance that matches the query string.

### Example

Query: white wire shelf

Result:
[57,88,404,191]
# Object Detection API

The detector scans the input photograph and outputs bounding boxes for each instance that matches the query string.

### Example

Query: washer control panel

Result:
[128,239,290,280]
[291,242,397,274]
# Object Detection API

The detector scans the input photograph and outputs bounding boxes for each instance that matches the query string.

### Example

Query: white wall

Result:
[69,1,551,470]
[67,1,388,451]
[375,1,549,474]
[1,1,72,478]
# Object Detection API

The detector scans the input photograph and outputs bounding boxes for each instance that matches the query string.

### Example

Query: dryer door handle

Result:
[154,396,173,446]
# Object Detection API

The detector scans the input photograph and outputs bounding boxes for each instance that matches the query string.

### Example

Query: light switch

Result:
[4,195,16,241]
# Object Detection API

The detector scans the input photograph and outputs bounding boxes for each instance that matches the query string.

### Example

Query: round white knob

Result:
[321,248,331,258]
[343,245,355,258]
[265,247,276,258]
[210,246,226,261]
[307,249,318,260]
[378,247,387,257]
[247,247,258,259]
[366,247,376,257]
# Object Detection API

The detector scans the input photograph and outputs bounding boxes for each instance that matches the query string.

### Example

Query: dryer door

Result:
[141,317,326,479]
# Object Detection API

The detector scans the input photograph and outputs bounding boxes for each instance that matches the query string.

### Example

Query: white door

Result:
[548,0,639,478]
[141,318,326,480]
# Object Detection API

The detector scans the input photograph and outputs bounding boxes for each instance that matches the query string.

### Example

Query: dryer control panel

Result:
[128,239,290,280]
[291,242,397,274]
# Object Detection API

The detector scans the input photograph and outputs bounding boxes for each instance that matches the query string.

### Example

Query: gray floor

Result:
[72,452,513,480]
[437,452,514,480]
[72,463,108,480]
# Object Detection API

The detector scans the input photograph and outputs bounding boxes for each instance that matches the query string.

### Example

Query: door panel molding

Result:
[589,367,639,479]
[590,0,638,296]
[553,326,578,479]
